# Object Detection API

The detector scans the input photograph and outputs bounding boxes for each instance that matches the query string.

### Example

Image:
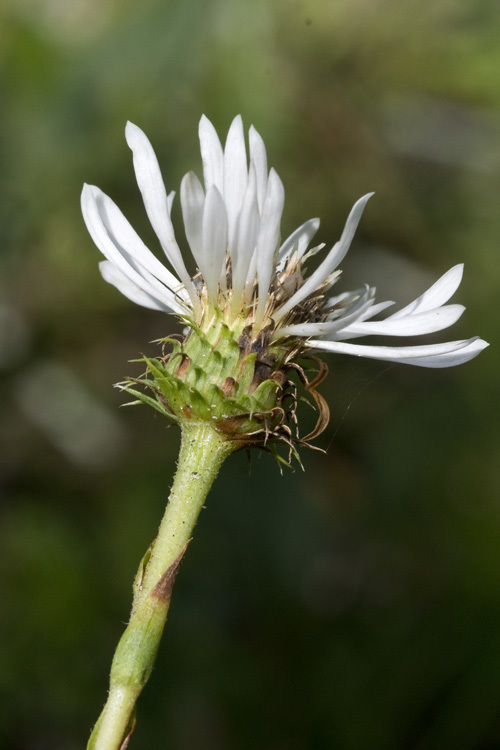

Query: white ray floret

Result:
[276,218,320,271]
[81,115,488,369]
[124,122,197,310]
[310,337,486,368]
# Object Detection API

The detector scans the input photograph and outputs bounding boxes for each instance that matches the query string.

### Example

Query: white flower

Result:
[81,115,488,369]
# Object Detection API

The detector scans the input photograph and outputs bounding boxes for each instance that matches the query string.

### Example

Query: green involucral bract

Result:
[119,310,325,453]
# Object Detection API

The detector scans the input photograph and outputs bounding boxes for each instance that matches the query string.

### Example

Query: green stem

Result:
[88,421,235,750]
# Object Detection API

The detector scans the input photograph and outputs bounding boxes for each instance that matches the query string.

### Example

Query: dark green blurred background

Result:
[1,1,499,748]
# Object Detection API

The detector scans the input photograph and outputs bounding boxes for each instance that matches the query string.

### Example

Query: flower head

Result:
[81,115,487,452]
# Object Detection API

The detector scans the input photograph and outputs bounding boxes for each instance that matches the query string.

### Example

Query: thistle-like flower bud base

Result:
[120,311,327,458]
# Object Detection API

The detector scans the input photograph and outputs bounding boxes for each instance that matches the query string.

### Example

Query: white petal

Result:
[81,185,188,314]
[325,193,374,269]
[273,321,333,338]
[277,218,321,268]
[125,121,198,307]
[323,289,376,331]
[325,287,373,318]
[323,290,356,309]
[334,304,465,339]
[84,185,187,297]
[357,300,395,320]
[231,165,260,306]
[274,194,373,323]
[202,185,228,303]
[180,171,205,266]
[255,169,285,325]
[305,337,489,368]
[224,115,248,248]
[99,261,174,311]
[249,125,268,214]
[324,295,394,319]
[199,115,224,192]
[388,264,464,320]
[275,288,375,338]
[244,251,258,302]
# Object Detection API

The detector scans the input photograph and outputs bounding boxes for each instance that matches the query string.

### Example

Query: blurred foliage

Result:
[0,0,499,748]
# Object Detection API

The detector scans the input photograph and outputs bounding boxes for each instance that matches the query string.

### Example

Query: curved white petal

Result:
[125,121,198,307]
[333,304,465,339]
[82,185,185,293]
[249,125,268,214]
[224,115,248,248]
[388,264,464,320]
[325,193,374,269]
[255,169,285,325]
[306,337,489,368]
[231,165,259,306]
[274,194,373,323]
[275,287,375,339]
[318,294,394,341]
[202,185,228,303]
[99,261,174,312]
[357,300,395,320]
[199,115,224,192]
[323,290,357,310]
[180,171,205,266]
[243,251,258,303]
[81,185,188,312]
[324,286,373,318]
[277,218,321,270]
